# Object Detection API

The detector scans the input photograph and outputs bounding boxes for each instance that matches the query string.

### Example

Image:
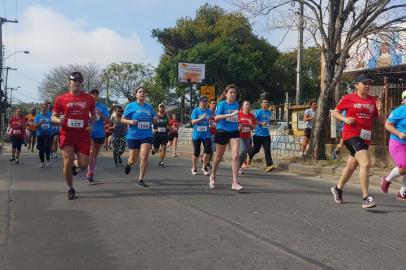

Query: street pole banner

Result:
[178,63,205,83]
[200,85,215,101]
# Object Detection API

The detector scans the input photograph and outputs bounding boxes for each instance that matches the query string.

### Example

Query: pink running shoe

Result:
[380,176,391,193]
[396,192,406,201]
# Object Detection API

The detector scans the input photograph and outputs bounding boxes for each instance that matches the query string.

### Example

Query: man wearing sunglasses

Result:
[52,72,96,200]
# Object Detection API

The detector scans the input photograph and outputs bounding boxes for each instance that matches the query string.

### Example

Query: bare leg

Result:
[211,144,227,178]
[139,143,151,180]
[229,138,240,184]
[62,146,75,188]
[337,155,358,190]
[354,150,371,198]
[128,149,140,167]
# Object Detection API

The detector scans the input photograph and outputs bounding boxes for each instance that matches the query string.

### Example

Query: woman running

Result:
[209,84,242,191]
[25,108,37,152]
[110,107,127,166]
[331,74,383,209]
[7,107,27,164]
[34,103,53,167]
[121,86,158,188]
[381,90,406,200]
[168,114,180,157]
[238,101,256,175]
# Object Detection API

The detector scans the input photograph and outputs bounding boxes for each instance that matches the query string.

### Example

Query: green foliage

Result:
[152,4,279,103]
[103,62,154,102]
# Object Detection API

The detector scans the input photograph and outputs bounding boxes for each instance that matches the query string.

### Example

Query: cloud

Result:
[10,5,149,71]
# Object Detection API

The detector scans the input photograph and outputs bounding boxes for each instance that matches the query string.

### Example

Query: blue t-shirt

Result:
[92,102,110,138]
[387,105,406,144]
[52,123,60,135]
[191,107,212,140]
[123,101,156,140]
[215,100,239,132]
[254,109,272,137]
[34,112,52,136]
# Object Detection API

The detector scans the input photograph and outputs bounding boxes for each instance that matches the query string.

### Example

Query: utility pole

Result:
[295,0,304,105]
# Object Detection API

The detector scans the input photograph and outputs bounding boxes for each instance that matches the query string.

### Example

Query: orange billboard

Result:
[200,86,216,101]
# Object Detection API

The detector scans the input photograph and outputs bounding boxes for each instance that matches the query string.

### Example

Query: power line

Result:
[277,19,295,49]
[14,70,41,84]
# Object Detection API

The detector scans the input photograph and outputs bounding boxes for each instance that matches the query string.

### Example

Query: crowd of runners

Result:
[5,72,406,208]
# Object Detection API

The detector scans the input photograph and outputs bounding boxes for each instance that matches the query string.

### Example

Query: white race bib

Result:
[12,129,21,135]
[41,123,50,129]
[157,127,167,132]
[360,129,371,140]
[226,115,238,122]
[242,127,251,133]
[95,114,101,121]
[137,122,150,129]
[197,126,207,132]
[67,119,84,129]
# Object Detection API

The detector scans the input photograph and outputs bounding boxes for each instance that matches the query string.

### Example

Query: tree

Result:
[152,4,279,104]
[102,62,154,102]
[38,62,102,102]
[236,0,406,159]
[143,77,167,108]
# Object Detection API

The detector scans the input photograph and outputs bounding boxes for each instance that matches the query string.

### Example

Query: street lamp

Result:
[4,50,30,61]
[8,86,21,117]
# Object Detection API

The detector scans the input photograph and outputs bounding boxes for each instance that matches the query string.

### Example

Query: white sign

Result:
[178,63,205,83]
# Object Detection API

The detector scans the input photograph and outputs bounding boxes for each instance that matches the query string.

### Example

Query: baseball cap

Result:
[69,72,84,83]
[158,103,165,107]
[355,74,373,83]
[402,90,406,99]
[199,96,208,102]
[90,89,100,95]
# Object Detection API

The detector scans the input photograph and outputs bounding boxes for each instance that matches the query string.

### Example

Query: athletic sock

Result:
[386,167,400,182]
[400,176,406,195]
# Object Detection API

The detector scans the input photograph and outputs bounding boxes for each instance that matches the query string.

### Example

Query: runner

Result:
[110,106,127,166]
[25,108,37,152]
[121,86,157,187]
[330,74,382,208]
[104,122,113,151]
[248,99,274,172]
[238,101,256,175]
[208,99,217,168]
[152,103,170,167]
[209,85,242,190]
[87,89,110,183]
[52,71,96,200]
[191,96,212,176]
[332,110,346,160]
[34,103,53,168]
[7,107,26,164]
[168,114,180,157]
[51,120,60,159]
[381,90,406,200]
[301,100,317,156]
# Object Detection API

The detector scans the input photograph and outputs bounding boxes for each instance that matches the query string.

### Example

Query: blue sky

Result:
[1,0,297,103]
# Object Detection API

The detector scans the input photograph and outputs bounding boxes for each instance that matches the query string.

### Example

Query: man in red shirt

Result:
[7,107,27,164]
[52,72,96,200]
[331,74,383,209]
[238,101,256,174]
[168,114,180,157]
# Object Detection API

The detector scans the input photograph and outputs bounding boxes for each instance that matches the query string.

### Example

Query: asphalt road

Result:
[0,150,405,270]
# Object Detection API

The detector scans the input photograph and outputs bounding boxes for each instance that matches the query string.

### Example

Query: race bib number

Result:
[12,129,21,135]
[95,114,101,121]
[360,129,371,140]
[138,122,150,129]
[226,115,238,122]
[41,123,50,129]
[157,127,167,132]
[242,127,251,133]
[197,126,207,132]
[67,119,84,129]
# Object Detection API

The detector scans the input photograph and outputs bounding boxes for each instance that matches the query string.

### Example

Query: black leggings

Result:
[37,134,52,162]
[192,138,211,157]
[248,135,273,166]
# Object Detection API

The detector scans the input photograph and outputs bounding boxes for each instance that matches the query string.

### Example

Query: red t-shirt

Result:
[336,93,378,144]
[53,91,96,136]
[9,116,26,139]
[238,111,256,139]
[169,119,180,134]
[209,110,216,135]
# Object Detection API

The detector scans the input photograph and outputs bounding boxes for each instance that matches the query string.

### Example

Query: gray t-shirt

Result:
[112,117,126,137]
[304,108,315,129]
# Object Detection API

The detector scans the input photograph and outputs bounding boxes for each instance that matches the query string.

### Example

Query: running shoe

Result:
[54,154,58,159]
[209,175,216,189]
[331,186,343,204]
[201,167,209,176]
[40,162,44,168]
[362,196,376,208]
[86,173,94,183]
[159,161,165,168]
[266,165,275,172]
[232,182,244,191]
[396,192,406,201]
[118,157,122,164]
[332,149,339,160]
[151,149,156,155]
[238,168,243,175]
[66,188,77,200]
[125,165,132,175]
[72,165,78,176]
[191,168,198,175]
[15,158,19,164]
[9,157,15,162]
[380,176,391,194]
[173,153,177,157]
[46,161,51,167]
[137,180,148,188]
